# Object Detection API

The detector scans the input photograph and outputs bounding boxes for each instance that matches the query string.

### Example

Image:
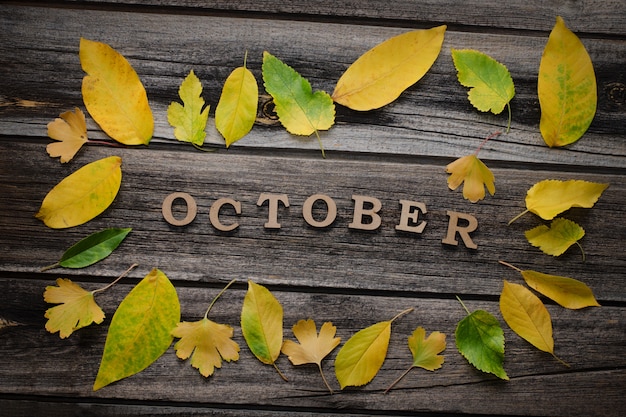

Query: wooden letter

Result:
[348,195,382,231]
[162,192,197,226]
[302,194,337,228]
[209,197,242,232]
[257,193,290,229]
[442,210,478,249]
[395,200,427,234]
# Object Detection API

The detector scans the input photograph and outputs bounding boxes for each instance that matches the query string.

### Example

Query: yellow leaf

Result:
[80,38,153,145]
[282,319,340,393]
[240,280,286,380]
[46,107,88,163]
[522,270,600,310]
[172,318,240,377]
[538,16,597,147]
[525,217,585,258]
[446,154,495,203]
[167,70,210,146]
[332,26,446,111]
[499,281,566,364]
[43,278,105,338]
[35,156,122,228]
[509,179,609,224]
[215,58,259,147]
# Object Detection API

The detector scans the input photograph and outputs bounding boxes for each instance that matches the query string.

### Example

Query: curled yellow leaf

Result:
[80,38,153,145]
[46,107,88,163]
[35,156,122,228]
[332,26,446,111]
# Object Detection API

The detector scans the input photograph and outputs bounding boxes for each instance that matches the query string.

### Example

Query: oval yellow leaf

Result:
[215,65,258,147]
[35,156,122,228]
[332,26,446,111]
[80,38,154,145]
[521,270,600,309]
[538,16,596,147]
[499,280,555,355]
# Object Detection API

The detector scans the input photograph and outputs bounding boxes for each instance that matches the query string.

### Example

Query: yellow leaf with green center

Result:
[93,268,180,391]
[168,70,210,146]
[215,59,258,147]
[44,278,105,339]
[80,38,153,145]
[525,217,585,257]
[35,156,122,229]
[332,26,446,111]
[446,154,495,203]
[538,16,596,147]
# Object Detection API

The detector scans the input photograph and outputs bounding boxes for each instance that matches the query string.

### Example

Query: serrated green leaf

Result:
[525,217,585,257]
[167,70,209,146]
[93,268,180,390]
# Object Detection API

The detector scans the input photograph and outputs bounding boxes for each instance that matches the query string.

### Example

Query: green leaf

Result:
[167,70,209,146]
[525,218,585,258]
[262,51,335,157]
[215,54,259,147]
[451,49,515,131]
[42,228,131,271]
[93,268,180,391]
[455,297,508,380]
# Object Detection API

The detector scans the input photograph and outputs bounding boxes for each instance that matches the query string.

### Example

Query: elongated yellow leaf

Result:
[332,26,446,111]
[80,38,153,145]
[500,280,560,360]
[538,17,596,147]
[522,270,600,309]
[240,281,285,379]
[215,62,258,147]
[35,156,122,229]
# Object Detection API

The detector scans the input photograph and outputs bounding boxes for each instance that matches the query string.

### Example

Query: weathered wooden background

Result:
[0,1,625,416]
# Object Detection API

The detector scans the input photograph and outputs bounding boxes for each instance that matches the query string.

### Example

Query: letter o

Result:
[162,192,197,226]
[302,194,337,228]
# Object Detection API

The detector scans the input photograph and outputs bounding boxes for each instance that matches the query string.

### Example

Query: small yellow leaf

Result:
[80,38,153,145]
[35,156,122,228]
[525,218,585,257]
[44,278,105,338]
[500,280,564,363]
[46,107,88,163]
[167,70,210,146]
[521,270,600,309]
[215,62,258,147]
[538,17,597,147]
[446,154,495,203]
[332,26,446,111]
[172,318,240,377]
[408,327,446,371]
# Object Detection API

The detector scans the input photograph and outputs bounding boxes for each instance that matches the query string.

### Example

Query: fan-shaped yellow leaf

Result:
[332,26,446,111]
[446,154,495,203]
[522,270,600,310]
[538,16,596,147]
[46,107,88,163]
[35,156,122,229]
[80,38,153,145]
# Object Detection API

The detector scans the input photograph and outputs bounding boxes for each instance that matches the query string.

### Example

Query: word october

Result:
[162,192,480,249]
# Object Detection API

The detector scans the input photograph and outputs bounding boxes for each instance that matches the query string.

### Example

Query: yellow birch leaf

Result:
[538,16,597,147]
[240,280,286,380]
[522,270,600,309]
[46,107,88,163]
[509,179,609,223]
[43,278,105,338]
[167,70,210,146]
[525,217,585,258]
[215,58,259,147]
[499,280,565,364]
[80,38,153,145]
[332,26,446,111]
[35,156,122,229]
[446,154,495,203]
[281,319,340,393]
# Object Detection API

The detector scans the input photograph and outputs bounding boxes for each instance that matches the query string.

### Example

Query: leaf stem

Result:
[40,262,60,272]
[498,260,522,272]
[314,129,326,158]
[575,242,586,263]
[552,353,570,368]
[273,362,288,381]
[243,50,248,68]
[508,209,529,225]
[204,279,237,319]
[92,263,138,295]
[384,365,413,394]
[474,131,502,156]
[318,363,334,394]
[390,307,414,323]
[505,103,512,133]
[456,295,471,315]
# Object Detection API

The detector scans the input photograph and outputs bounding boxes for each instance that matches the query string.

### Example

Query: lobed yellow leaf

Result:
[538,17,597,147]
[521,270,600,310]
[46,107,88,163]
[80,38,153,145]
[408,327,446,371]
[167,70,210,146]
[35,156,122,229]
[215,64,258,147]
[332,26,446,111]
[446,154,495,203]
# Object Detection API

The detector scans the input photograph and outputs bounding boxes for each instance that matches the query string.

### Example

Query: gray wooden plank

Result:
[1,278,625,417]
[1,5,624,168]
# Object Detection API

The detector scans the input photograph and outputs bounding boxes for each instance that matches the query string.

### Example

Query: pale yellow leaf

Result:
[446,154,495,203]
[46,107,88,163]
[215,64,258,147]
[522,270,600,309]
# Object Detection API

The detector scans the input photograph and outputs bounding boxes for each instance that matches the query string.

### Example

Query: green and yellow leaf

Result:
[167,70,210,146]
[525,218,585,257]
